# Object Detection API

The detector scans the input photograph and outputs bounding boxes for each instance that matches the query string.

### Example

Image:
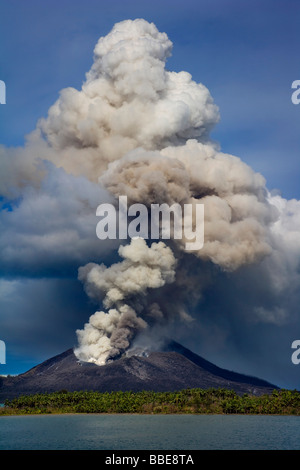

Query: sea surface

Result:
[0,414,300,450]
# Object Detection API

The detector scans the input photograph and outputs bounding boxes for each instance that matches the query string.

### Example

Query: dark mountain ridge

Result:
[0,340,278,400]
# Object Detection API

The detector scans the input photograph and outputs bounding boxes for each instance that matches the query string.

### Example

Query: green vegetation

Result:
[1,388,300,415]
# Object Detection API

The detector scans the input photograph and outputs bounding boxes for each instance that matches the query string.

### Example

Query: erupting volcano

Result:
[1,19,300,389]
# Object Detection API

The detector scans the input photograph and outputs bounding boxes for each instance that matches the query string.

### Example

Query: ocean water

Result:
[1,414,300,450]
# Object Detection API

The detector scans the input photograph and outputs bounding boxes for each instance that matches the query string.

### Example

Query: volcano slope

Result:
[0,341,278,400]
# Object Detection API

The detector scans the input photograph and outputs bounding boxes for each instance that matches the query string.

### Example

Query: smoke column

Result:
[75,238,176,364]
[70,19,279,364]
[2,19,299,366]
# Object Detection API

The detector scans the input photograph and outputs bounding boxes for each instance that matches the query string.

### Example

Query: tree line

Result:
[1,388,300,415]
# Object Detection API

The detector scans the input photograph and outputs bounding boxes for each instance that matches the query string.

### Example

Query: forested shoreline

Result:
[1,388,300,415]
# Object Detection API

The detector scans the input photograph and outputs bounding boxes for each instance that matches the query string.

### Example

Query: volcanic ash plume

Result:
[71,19,284,364]
[74,238,176,364]
[0,19,219,198]
[2,19,298,366]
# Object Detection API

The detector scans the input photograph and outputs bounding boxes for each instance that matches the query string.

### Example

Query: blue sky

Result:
[0,0,300,388]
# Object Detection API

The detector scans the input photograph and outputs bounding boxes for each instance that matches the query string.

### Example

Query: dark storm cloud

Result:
[0,162,118,277]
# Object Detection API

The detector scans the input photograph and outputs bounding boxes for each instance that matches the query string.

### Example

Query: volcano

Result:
[0,341,278,401]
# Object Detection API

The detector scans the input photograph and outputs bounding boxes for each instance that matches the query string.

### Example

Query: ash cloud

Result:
[1,19,300,379]
[75,238,176,364]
